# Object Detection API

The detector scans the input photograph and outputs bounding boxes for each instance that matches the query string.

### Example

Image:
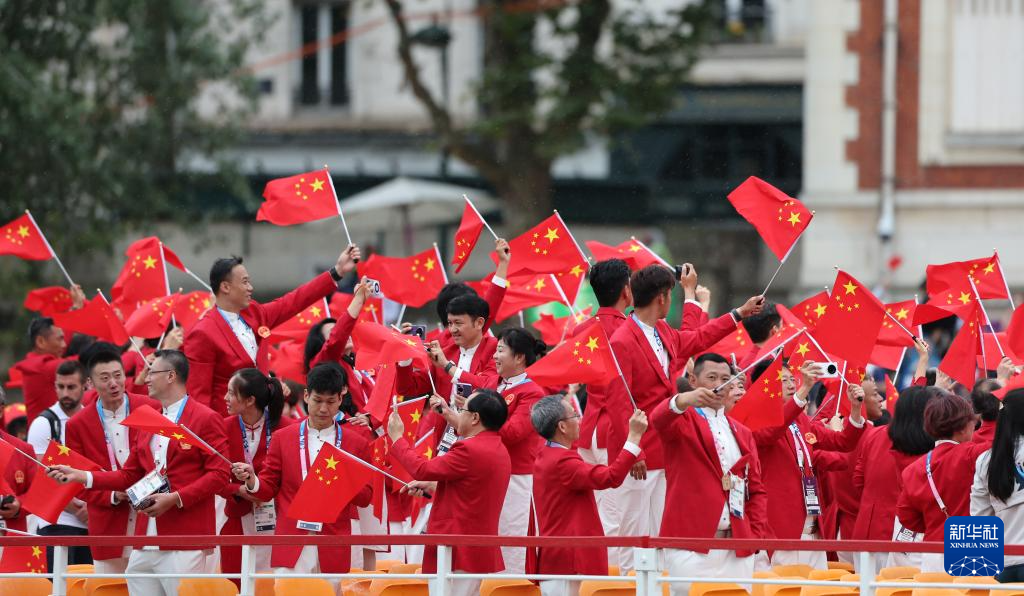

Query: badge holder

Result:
[728,474,746,519]
[254,501,277,534]
[296,520,323,533]
[126,468,171,510]
[802,476,821,517]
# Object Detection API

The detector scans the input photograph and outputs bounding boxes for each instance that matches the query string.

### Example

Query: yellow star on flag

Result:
[569,264,584,277]
[585,336,599,352]
[325,455,339,470]
[787,212,801,226]
[310,178,325,192]
[842,281,857,295]
[958,292,971,305]
[628,243,642,252]
[984,263,996,274]
[795,343,810,357]
[57,444,71,456]
[31,546,42,558]
[310,306,322,318]
[533,278,546,291]
[813,303,827,317]
[410,410,421,423]
[424,258,436,271]
[171,432,185,441]
[895,308,909,320]
[544,228,559,242]
[17,225,30,238]
[142,255,157,269]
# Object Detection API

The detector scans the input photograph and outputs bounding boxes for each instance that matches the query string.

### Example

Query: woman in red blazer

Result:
[218,368,294,583]
[897,391,990,571]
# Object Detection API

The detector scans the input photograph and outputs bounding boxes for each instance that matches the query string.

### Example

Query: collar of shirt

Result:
[243,414,266,438]
[162,396,188,419]
[217,307,242,323]
[935,439,959,446]
[699,406,727,419]
[459,342,479,360]
[102,398,127,419]
[307,422,336,441]
[49,403,71,421]
[502,372,528,387]
[631,314,657,334]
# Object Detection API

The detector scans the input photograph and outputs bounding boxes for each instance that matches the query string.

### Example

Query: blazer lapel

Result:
[693,411,726,479]
[626,322,671,390]
[211,310,256,365]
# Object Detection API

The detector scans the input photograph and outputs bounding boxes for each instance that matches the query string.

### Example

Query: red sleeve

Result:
[482,280,507,334]
[560,447,637,491]
[311,311,358,369]
[603,343,637,464]
[895,466,926,533]
[650,397,681,437]
[65,419,115,509]
[751,397,804,447]
[812,449,850,474]
[175,413,231,508]
[852,433,870,498]
[251,434,283,504]
[809,415,865,452]
[90,451,145,492]
[183,326,217,411]
[500,392,541,445]
[454,364,499,390]
[391,436,471,481]
[666,313,737,362]
[258,272,337,330]
[681,301,704,331]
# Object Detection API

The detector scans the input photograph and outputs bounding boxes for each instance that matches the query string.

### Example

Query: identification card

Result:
[893,521,920,543]
[801,476,821,516]
[728,474,746,519]
[436,424,458,457]
[296,520,323,532]
[0,519,6,531]
[254,502,277,534]
[126,468,170,510]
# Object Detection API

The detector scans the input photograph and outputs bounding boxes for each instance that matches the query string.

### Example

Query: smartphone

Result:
[811,362,840,378]
[365,278,382,298]
[406,325,427,341]
[455,383,473,399]
[673,264,690,279]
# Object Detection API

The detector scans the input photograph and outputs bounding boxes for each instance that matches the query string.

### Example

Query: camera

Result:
[455,383,473,399]
[365,278,382,298]
[406,325,427,341]
[810,362,840,378]
[673,264,690,279]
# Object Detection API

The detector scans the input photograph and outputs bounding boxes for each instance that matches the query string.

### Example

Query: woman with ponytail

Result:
[218,368,293,582]
[972,388,1024,582]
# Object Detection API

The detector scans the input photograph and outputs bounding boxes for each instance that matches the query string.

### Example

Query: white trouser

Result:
[665,548,755,596]
[274,546,339,589]
[542,579,582,595]
[448,571,481,596]
[350,505,388,569]
[616,469,666,572]
[406,504,432,565]
[580,433,625,568]
[219,511,272,572]
[770,531,828,570]
[125,549,206,596]
[498,474,533,574]
[835,527,856,566]
[93,557,129,575]
[388,520,413,564]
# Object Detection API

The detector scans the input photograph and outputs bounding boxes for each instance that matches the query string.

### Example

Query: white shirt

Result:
[240,415,266,463]
[247,421,336,494]
[27,404,87,529]
[99,398,131,468]
[143,396,188,542]
[972,440,1024,565]
[632,316,668,377]
[450,341,480,388]
[498,372,528,393]
[670,399,741,531]
[218,307,258,363]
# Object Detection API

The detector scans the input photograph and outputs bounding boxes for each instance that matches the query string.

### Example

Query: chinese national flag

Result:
[258,169,340,226]
[358,247,448,308]
[729,356,787,431]
[878,300,918,347]
[52,295,130,345]
[727,176,813,261]
[368,436,389,523]
[451,199,486,273]
[470,264,587,322]
[584,238,666,271]
[926,253,1008,301]
[812,270,886,367]
[505,213,586,277]
[263,340,306,385]
[329,292,383,324]
[119,405,214,454]
[23,286,73,317]
[0,544,47,573]
[870,344,907,371]
[791,290,831,330]
[267,299,330,343]
[525,318,618,386]
[994,372,1024,399]
[363,363,400,427]
[111,237,182,313]
[124,294,182,338]
[1007,306,1024,361]
[286,442,375,523]
[19,441,101,524]
[173,291,214,332]
[704,325,753,363]
[0,213,51,261]
[976,332,1021,371]
[351,322,430,371]
[531,308,592,346]
[783,331,829,370]
[938,303,982,388]
[884,374,899,416]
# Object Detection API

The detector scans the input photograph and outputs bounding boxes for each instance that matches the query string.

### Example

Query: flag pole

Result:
[25,210,75,287]
[760,259,787,297]
[337,445,418,490]
[0,436,50,470]
[994,249,1016,310]
[596,318,637,410]
[432,243,449,284]
[183,267,214,293]
[629,236,671,268]
[551,274,579,319]
[714,327,807,392]
[552,210,589,265]
[96,290,149,363]
[178,424,235,467]
[159,242,178,330]
[969,277,1006,360]
[323,296,332,319]
[324,165,353,248]
[835,361,848,418]
[396,304,407,327]
[464,194,498,241]
[0,526,38,537]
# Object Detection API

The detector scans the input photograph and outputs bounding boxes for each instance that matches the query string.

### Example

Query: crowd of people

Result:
[3,237,1023,596]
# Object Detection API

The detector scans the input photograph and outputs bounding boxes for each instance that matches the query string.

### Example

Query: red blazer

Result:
[651,399,769,554]
[219,414,296,519]
[751,397,864,539]
[391,430,511,573]
[500,380,546,475]
[437,281,507,350]
[0,430,37,533]
[416,335,500,446]
[851,426,924,540]
[250,421,372,573]
[65,393,159,560]
[533,442,637,575]
[183,272,338,415]
[973,420,996,444]
[605,313,737,469]
[308,311,374,409]
[575,307,628,451]
[13,351,64,422]
[89,397,230,550]
[818,430,873,541]
[896,439,992,540]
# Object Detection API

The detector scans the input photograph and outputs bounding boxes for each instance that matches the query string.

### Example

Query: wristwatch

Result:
[329,267,343,282]
[444,362,455,374]
[731,308,742,322]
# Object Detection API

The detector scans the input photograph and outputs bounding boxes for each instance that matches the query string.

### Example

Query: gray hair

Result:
[531,395,567,440]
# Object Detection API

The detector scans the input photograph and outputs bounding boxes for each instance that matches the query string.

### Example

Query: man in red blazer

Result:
[65,344,159,574]
[14,317,69,423]
[749,359,865,569]
[651,353,770,596]
[430,237,510,349]
[532,395,647,596]
[604,264,763,567]
[388,389,511,596]
[183,245,360,415]
[0,418,38,535]
[50,350,229,596]
[230,363,372,585]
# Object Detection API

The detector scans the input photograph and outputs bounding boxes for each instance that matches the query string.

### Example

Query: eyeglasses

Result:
[560,414,581,421]
[147,369,174,376]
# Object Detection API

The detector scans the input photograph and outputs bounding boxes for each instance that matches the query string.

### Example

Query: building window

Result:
[295,1,350,108]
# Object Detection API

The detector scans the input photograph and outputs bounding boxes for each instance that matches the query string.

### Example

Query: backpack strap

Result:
[38,409,61,442]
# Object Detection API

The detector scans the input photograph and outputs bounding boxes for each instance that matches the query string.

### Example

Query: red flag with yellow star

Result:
[505,213,587,277]
[329,292,383,324]
[525,318,618,386]
[704,325,753,363]
[287,442,375,523]
[19,441,101,524]
[351,322,430,371]
[884,374,899,416]
[939,302,983,388]
[451,199,486,273]
[364,363,400,427]
[52,295,130,345]
[878,299,918,347]
[729,356,787,431]
[23,286,73,317]
[0,213,52,261]
[469,264,587,322]
[258,168,340,226]
[173,291,215,331]
[111,237,179,313]
[727,176,813,261]
[0,543,47,573]
[584,238,667,271]
[124,293,182,338]
[791,290,831,330]
[926,253,1009,301]
[358,246,448,308]
[119,405,215,454]
[812,270,886,367]
[531,308,593,346]
[267,299,330,343]
[783,331,829,369]
[263,340,306,385]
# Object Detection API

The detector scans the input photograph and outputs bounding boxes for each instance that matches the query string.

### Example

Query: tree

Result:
[383,0,713,232]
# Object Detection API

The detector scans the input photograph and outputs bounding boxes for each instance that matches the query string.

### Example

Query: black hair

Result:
[5,417,27,439]
[283,380,305,413]
[496,327,547,366]
[153,349,189,383]
[66,334,96,357]
[447,294,489,322]
[81,342,124,375]
[210,255,244,296]
[28,317,56,346]
[467,388,508,431]
[55,360,87,383]
[306,362,346,396]
[888,385,939,455]
[742,302,781,344]
[589,259,632,308]
[231,368,286,428]
[988,389,1024,502]
[694,352,730,377]
[629,265,676,309]
[304,318,337,373]
[971,379,1002,422]
[436,282,478,326]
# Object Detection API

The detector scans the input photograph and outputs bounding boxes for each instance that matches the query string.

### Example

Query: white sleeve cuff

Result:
[85,472,94,489]
[111,492,120,506]
[669,396,686,415]
[685,299,706,312]
[452,368,463,382]
[623,442,642,457]
[848,415,865,428]
[491,276,507,289]
[398,358,413,367]
[793,393,807,408]
[246,477,260,493]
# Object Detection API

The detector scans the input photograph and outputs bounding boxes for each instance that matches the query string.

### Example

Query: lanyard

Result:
[789,424,814,476]
[217,308,257,363]
[631,314,667,374]
[238,407,272,465]
[298,420,342,480]
[96,399,130,470]
[925,450,949,516]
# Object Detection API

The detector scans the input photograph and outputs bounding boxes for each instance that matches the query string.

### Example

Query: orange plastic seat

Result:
[579,580,637,596]
[275,577,336,596]
[609,565,621,576]
[809,570,850,581]
[875,579,914,596]
[838,574,859,584]
[879,567,922,580]
[342,570,386,596]
[178,577,240,596]
[908,589,962,596]
[752,571,781,596]
[254,575,275,596]
[387,563,422,574]
[374,559,404,572]
[67,564,94,574]
[368,577,429,596]
[83,578,129,596]
[690,582,751,596]
[800,586,859,596]
[481,578,542,595]
[773,565,815,578]
[911,573,956,585]
[0,578,52,596]
[766,583,806,596]
[951,575,997,596]
[829,562,855,572]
